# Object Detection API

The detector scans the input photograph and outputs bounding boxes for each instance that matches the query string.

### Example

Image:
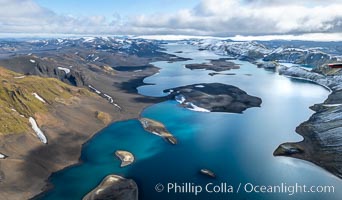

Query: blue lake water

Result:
[38,43,342,200]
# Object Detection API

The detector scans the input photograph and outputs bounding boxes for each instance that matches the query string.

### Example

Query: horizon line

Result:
[0,33,342,42]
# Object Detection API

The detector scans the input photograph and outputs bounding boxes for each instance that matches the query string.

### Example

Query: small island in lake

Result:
[164,83,262,113]
[208,72,236,76]
[115,150,135,167]
[185,58,240,72]
[200,169,216,178]
[139,118,177,145]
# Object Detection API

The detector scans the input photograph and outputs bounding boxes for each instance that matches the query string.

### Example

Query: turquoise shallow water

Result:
[38,44,342,200]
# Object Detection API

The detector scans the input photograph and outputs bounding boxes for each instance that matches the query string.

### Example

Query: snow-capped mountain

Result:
[188,39,271,61]
[188,39,340,69]
[0,37,164,57]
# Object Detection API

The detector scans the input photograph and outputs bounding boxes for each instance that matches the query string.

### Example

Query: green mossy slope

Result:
[0,67,90,135]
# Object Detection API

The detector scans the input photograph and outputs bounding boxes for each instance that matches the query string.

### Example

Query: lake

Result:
[38,43,341,200]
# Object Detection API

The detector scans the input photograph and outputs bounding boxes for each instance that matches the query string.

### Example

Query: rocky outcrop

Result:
[200,169,216,179]
[83,175,138,200]
[164,83,262,113]
[139,118,177,145]
[29,61,87,87]
[115,150,135,167]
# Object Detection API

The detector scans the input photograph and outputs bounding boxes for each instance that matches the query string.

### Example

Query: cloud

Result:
[0,0,121,34]
[132,0,342,36]
[0,0,341,37]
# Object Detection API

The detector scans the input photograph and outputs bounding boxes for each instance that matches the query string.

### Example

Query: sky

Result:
[0,0,342,40]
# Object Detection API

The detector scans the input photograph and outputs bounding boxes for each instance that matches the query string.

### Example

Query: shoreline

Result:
[190,40,342,179]
[282,75,332,92]
[29,70,165,199]
[0,59,166,200]
[2,41,341,200]
[31,117,141,199]
[274,67,342,179]
[0,37,196,199]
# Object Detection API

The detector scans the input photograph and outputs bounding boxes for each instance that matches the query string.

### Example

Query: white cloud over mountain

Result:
[0,0,341,37]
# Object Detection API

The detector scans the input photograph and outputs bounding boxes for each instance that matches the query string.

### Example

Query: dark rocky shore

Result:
[164,83,262,113]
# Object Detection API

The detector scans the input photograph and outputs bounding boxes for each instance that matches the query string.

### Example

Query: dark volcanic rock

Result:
[83,175,138,200]
[185,58,239,72]
[164,83,262,113]
[274,144,304,156]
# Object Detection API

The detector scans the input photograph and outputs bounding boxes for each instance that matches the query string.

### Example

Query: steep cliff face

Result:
[33,61,87,86]
[0,56,88,87]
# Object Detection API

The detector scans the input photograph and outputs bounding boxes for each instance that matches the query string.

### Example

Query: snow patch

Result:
[113,103,122,110]
[32,93,46,103]
[185,102,210,112]
[175,94,210,112]
[103,94,114,104]
[195,85,205,88]
[30,59,36,63]
[29,117,47,144]
[322,104,342,107]
[175,94,186,104]
[57,67,71,74]
[88,85,101,94]
[14,76,25,79]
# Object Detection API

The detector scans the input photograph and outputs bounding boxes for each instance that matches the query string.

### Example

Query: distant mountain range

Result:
[187,39,341,71]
